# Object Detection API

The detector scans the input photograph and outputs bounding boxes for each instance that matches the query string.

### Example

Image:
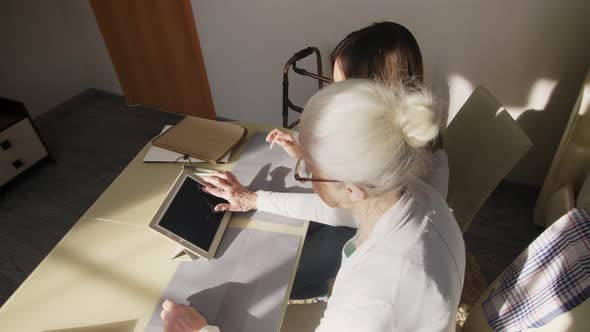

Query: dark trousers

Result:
[289,222,356,299]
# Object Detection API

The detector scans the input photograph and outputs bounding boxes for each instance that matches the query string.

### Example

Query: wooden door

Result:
[90,0,215,119]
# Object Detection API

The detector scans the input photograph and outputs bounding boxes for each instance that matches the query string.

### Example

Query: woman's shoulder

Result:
[391,182,466,287]
[411,176,455,225]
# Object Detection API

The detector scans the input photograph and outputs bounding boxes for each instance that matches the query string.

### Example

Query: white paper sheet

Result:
[145,227,300,332]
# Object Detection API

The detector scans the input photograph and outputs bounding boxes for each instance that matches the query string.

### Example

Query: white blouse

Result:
[259,179,464,332]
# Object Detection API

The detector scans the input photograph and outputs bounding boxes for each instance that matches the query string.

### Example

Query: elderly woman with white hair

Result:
[161,79,465,332]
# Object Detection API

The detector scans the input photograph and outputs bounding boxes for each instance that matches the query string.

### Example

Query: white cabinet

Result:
[0,98,49,187]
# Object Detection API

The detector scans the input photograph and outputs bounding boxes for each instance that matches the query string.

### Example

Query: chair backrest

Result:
[444,87,532,232]
[534,68,590,227]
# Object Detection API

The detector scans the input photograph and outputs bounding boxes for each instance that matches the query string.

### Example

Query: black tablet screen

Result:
[159,177,228,251]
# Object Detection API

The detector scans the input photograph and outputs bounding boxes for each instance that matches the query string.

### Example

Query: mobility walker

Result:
[282,47,333,129]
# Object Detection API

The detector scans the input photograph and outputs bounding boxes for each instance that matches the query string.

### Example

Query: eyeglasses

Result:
[294,157,341,183]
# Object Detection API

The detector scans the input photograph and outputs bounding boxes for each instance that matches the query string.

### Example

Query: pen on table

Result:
[182,165,219,174]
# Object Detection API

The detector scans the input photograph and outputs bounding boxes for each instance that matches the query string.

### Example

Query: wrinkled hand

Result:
[161,299,207,332]
[266,129,304,159]
[201,171,257,212]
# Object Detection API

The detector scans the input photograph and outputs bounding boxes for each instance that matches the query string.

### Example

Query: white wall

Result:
[1,1,588,186]
[0,0,121,118]
[191,0,590,186]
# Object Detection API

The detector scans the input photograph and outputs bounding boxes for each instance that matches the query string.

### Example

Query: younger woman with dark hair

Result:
[330,21,424,85]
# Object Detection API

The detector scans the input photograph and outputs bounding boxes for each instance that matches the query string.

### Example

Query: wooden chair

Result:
[444,87,532,232]
[534,68,590,228]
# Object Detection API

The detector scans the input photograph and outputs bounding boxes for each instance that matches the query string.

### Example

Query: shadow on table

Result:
[187,282,256,330]
[248,164,313,194]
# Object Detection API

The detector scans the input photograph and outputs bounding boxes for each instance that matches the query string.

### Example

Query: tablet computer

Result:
[149,171,231,260]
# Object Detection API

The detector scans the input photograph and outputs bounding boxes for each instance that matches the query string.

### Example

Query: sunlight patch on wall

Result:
[507,79,558,119]
[446,74,559,123]
[447,74,475,124]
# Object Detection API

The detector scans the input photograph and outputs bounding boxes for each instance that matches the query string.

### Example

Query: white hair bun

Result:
[300,79,439,194]
[396,92,438,148]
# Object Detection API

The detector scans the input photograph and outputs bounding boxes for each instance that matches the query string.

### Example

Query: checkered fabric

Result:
[482,208,590,332]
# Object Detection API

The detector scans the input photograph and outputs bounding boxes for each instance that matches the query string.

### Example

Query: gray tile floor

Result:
[0,89,542,306]
[0,89,182,305]
[464,182,543,282]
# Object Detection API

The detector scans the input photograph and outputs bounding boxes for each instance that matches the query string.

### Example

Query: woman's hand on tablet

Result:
[161,299,208,332]
[201,171,257,212]
[266,129,304,159]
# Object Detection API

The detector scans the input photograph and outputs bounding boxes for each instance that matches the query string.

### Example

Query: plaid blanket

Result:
[482,208,590,331]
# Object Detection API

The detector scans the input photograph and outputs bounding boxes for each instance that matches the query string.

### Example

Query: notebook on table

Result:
[143,126,231,163]
[151,116,246,164]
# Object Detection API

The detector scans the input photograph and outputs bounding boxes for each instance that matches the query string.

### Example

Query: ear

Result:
[345,184,369,202]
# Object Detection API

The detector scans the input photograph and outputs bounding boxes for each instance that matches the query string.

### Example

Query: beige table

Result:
[0,122,308,332]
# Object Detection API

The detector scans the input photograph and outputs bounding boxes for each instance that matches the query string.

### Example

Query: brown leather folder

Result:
[152,116,246,163]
